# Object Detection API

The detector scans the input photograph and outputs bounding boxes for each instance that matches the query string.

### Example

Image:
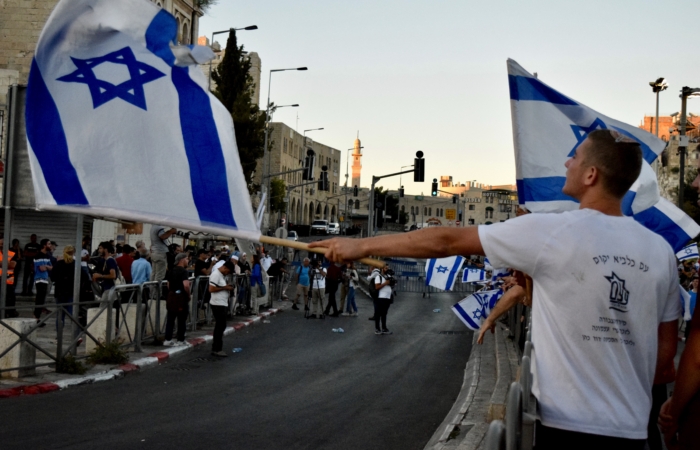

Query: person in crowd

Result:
[166,243,181,274]
[293,258,311,311]
[22,233,40,296]
[267,257,289,301]
[323,261,342,317]
[193,249,213,309]
[115,243,123,258]
[372,264,393,335]
[249,254,264,315]
[308,259,326,319]
[657,165,700,450]
[209,261,235,357]
[92,241,118,325]
[338,263,349,314]
[239,252,251,274]
[260,250,273,272]
[342,261,359,317]
[134,240,146,253]
[33,238,53,326]
[0,238,19,318]
[10,239,22,293]
[149,224,177,299]
[163,253,190,347]
[686,276,698,341]
[366,266,382,321]
[81,236,91,277]
[311,129,680,447]
[52,245,76,330]
[131,249,152,285]
[116,244,134,284]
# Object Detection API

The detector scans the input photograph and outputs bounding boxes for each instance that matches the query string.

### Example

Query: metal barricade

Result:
[139,280,165,345]
[484,421,506,450]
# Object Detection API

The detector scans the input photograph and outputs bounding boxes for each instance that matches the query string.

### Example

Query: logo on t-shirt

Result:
[605,272,629,312]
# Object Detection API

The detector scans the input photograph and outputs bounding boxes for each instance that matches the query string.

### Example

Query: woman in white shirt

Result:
[343,262,359,316]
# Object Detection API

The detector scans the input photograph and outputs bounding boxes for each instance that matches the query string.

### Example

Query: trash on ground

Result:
[332,328,345,333]
[263,320,271,323]
[433,309,441,313]
[232,348,243,353]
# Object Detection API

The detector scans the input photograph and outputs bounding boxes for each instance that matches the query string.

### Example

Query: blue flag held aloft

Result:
[426,256,464,291]
[452,289,503,331]
[25,0,260,240]
[508,59,700,252]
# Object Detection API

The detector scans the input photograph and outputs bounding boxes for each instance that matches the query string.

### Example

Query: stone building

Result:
[255,122,343,226]
[638,114,700,142]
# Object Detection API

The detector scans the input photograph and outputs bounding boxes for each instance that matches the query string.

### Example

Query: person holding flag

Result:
[311,129,681,446]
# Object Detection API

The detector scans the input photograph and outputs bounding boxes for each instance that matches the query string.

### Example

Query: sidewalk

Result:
[0,298,295,399]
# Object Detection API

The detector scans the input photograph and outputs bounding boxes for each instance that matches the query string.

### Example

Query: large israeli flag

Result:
[676,243,699,261]
[463,267,486,283]
[426,256,464,291]
[452,289,503,331]
[509,59,700,252]
[25,0,260,240]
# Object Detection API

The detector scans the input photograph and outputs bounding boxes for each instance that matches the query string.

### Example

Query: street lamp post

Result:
[261,67,308,231]
[207,25,258,91]
[299,128,323,226]
[650,78,668,176]
[678,86,700,209]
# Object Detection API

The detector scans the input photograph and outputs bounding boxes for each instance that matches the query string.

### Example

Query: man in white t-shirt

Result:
[310,129,680,447]
[209,261,235,357]
[373,265,394,335]
[308,260,326,319]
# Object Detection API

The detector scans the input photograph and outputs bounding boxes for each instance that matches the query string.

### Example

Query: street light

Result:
[678,86,700,209]
[298,128,324,225]
[261,67,308,231]
[649,77,668,138]
[207,25,258,90]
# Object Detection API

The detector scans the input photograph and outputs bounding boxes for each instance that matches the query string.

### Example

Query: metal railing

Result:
[484,314,535,450]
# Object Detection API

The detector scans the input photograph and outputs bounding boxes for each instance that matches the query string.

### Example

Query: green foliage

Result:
[87,339,129,366]
[211,30,267,187]
[56,354,87,375]
[270,178,287,213]
[196,0,218,12]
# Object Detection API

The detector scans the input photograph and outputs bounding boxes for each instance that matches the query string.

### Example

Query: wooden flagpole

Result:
[258,236,385,269]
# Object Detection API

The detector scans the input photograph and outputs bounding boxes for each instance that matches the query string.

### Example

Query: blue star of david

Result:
[436,265,449,274]
[685,248,693,255]
[57,47,165,110]
[567,118,607,157]
[472,308,483,320]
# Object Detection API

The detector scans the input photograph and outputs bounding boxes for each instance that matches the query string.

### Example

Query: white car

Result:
[328,223,340,235]
[287,230,298,241]
[311,220,329,235]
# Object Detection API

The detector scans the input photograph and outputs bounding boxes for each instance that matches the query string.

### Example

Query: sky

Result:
[199,0,700,194]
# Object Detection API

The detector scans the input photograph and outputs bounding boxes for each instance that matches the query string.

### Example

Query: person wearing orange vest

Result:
[0,238,19,318]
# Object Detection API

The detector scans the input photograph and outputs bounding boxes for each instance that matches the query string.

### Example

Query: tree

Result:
[211,30,267,188]
[270,178,287,213]
[196,0,218,13]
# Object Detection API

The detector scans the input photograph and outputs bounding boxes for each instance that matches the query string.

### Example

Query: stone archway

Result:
[309,202,315,224]
[303,204,308,225]
[331,206,336,222]
[323,204,329,220]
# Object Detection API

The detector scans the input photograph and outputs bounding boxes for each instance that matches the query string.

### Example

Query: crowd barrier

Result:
[0,273,268,377]
[484,314,535,450]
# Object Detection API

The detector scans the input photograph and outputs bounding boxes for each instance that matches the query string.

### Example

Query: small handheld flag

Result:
[451,289,503,331]
[676,243,699,261]
[426,256,464,291]
[463,268,487,283]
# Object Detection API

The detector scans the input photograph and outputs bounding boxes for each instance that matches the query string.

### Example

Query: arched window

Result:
[410,206,414,214]
[424,207,427,215]
[428,207,432,216]
[182,22,189,45]
[485,207,494,219]
[349,199,354,207]
[175,17,181,44]
[355,200,360,209]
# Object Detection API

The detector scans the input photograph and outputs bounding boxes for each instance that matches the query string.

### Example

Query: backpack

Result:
[368,269,381,301]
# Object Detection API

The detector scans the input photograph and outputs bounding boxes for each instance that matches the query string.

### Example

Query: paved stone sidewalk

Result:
[0,299,294,398]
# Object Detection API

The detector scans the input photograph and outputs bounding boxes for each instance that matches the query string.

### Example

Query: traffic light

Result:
[414,151,425,182]
[452,195,457,204]
[353,185,358,197]
[399,186,404,198]
[431,178,438,196]
[302,149,315,180]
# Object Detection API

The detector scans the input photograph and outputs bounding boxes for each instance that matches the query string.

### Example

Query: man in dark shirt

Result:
[324,262,343,317]
[22,234,40,296]
[116,245,134,284]
[164,253,190,346]
[267,257,289,301]
[193,249,213,308]
[93,241,117,293]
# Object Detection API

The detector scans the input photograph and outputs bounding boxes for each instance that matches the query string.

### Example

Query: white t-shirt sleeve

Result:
[661,253,682,322]
[477,213,567,276]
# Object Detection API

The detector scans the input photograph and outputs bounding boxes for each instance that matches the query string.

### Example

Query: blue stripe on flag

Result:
[634,206,691,253]
[508,75,578,105]
[171,66,237,228]
[519,177,578,203]
[453,303,481,330]
[425,258,437,286]
[445,256,463,290]
[26,59,89,205]
[145,10,176,66]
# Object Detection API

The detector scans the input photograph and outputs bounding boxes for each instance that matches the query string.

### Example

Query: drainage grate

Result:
[439,331,467,335]
[167,363,201,371]
[190,356,217,363]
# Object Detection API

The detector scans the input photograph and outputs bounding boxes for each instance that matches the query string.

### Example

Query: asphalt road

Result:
[1,290,473,450]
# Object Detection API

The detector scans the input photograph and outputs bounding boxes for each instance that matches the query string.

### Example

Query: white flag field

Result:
[452,289,503,331]
[425,256,464,291]
[462,267,487,283]
[25,0,260,240]
[509,59,700,252]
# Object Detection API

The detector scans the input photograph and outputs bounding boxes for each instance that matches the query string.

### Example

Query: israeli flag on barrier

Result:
[25,0,260,240]
[426,256,464,291]
[451,289,503,331]
[508,59,700,252]
[491,267,510,282]
[463,268,487,283]
[676,243,699,261]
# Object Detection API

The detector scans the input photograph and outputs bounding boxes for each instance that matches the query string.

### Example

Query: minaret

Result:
[351,134,362,188]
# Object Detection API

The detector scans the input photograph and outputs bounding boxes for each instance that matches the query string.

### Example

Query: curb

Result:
[0,308,281,399]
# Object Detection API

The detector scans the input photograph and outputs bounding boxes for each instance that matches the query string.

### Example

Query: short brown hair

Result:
[584,129,642,198]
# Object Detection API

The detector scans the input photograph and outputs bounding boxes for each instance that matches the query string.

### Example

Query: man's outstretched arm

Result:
[308,227,484,262]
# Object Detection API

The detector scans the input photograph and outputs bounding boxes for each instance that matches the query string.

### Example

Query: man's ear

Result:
[583,165,598,187]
